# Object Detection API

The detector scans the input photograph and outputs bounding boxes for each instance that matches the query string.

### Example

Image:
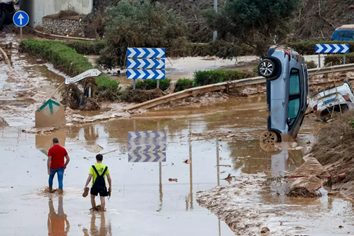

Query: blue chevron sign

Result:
[127,69,165,80]
[315,44,349,54]
[127,48,165,58]
[128,152,166,162]
[128,130,167,163]
[127,59,165,69]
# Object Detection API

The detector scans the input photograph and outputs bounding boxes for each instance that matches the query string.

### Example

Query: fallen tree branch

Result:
[0,47,12,70]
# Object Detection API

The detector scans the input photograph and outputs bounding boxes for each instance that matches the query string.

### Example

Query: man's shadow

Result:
[83,212,112,236]
[48,195,70,236]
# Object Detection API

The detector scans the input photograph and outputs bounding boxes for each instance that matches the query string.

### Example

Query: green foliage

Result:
[100,0,188,68]
[306,60,317,69]
[202,0,302,56]
[65,41,106,55]
[287,41,354,55]
[194,69,256,86]
[325,53,354,66]
[350,120,354,129]
[175,78,194,92]
[135,79,171,91]
[20,39,120,101]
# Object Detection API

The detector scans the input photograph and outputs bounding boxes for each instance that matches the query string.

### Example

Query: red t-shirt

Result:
[48,145,68,169]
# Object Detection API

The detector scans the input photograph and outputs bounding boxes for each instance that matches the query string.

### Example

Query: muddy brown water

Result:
[1,96,354,235]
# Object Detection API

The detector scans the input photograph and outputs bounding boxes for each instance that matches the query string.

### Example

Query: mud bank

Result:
[312,109,354,200]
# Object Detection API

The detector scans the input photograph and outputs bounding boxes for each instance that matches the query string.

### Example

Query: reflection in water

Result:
[83,213,112,236]
[36,128,66,154]
[84,126,99,145]
[157,162,163,213]
[48,196,70,236]
[186,124,193,211]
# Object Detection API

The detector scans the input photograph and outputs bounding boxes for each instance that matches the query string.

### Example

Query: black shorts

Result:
[90,187,108,197]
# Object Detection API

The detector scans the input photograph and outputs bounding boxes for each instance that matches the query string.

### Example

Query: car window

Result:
[337,31,344,38]
[342,30,354,39]
[288,98,300,125]
[289,69,300,96]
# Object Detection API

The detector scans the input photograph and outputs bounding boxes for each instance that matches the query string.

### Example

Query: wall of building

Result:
[20,0,93,27]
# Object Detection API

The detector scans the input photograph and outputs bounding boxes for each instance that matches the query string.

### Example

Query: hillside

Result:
[88,0,354,43]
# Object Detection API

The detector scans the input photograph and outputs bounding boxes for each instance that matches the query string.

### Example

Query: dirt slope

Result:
[90,0,354,42]
[312,110,354,200]
[293,0,354,41]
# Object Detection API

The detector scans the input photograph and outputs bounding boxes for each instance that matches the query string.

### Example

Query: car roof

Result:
[336,24,354,30]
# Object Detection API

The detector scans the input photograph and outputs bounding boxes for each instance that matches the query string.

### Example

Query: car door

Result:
[287,69,302,134]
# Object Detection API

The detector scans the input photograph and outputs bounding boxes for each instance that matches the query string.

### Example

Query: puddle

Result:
[1,94,352,236]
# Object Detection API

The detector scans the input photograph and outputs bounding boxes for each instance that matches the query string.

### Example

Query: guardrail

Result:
[125,63,354,111]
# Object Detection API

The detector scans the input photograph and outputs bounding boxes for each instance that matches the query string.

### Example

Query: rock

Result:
[168,178,178,182]
[287,175,322,198]
[261,227,270,233]
[338,173,346,179]
[288,156,329,178]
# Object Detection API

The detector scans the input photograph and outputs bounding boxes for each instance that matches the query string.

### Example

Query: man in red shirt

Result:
[48,138,70,194]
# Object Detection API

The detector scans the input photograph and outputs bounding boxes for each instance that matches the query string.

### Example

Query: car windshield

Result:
[288,69,301,126]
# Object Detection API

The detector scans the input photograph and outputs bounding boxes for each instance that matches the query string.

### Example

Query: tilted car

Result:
[309,81,354,121]
[258,45,309,144]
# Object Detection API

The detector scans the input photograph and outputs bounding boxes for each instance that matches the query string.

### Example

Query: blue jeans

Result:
[49,167,65,190]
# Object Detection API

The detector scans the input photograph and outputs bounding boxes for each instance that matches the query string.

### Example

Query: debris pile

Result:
[120,89,165,103]
[61,78,100,111]
[0,117,8,127]
[286,154,329,198]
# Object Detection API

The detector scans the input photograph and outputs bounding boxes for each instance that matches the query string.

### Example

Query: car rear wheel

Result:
[260,130,278,143]
[258,59,275,78]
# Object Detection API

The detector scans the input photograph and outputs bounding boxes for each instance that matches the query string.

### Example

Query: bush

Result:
[135,79,171,91]
[324,53,354,66]
[65,41,106,55]
[306,60,317,69]
[20,39,119,100]
[286,41,354,55]
[194,69,256,86]
[175,78,194,92]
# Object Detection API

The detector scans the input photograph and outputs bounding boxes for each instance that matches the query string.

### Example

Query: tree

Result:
[98,0,188,68]
[202,0,301,56]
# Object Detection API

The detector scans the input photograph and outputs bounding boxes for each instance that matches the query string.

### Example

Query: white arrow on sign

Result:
[316,44,323,53]
[324,44,331,53]
[333,44,340,53]
[65,69,102,84]
[343,44,349,52]
[18,14,24,25]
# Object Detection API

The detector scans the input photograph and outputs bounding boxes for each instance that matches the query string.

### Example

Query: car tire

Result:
[258,59,276,78]
[260,130,279,143]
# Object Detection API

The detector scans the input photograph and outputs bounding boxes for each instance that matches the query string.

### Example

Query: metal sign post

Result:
[126,48,166,90]
[13,10,30,41]
[315,44,350,68]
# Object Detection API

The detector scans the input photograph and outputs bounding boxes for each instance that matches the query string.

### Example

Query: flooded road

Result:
[1,95,354,235]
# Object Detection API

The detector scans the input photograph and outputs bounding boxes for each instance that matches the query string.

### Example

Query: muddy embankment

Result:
[312,109,354,200]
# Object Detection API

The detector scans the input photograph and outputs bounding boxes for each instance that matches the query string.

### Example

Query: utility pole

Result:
[213,0,217,41]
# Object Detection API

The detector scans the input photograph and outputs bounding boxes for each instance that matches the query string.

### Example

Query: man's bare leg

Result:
[91,195,96,210]
[100,197,105,212]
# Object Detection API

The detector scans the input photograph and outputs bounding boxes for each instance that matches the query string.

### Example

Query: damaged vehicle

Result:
[258,45,309,144]
[309,81,354,121]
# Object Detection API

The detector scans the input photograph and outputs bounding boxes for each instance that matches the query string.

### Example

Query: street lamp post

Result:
[213,0,217,41]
